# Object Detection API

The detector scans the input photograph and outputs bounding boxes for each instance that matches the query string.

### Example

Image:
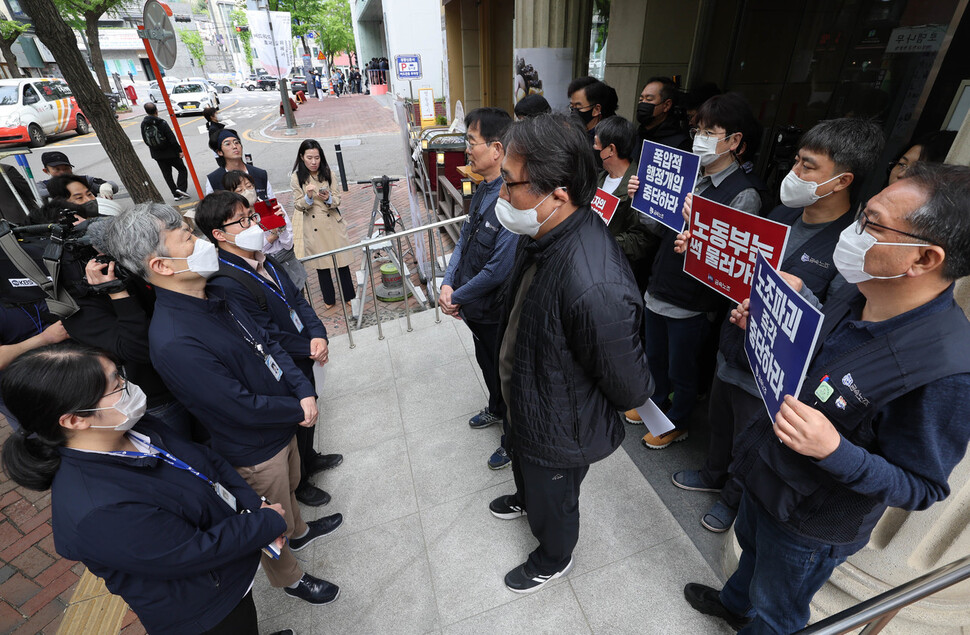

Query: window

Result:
[0,86,19,105]
[172,83,204,94]
[22,84,39,105]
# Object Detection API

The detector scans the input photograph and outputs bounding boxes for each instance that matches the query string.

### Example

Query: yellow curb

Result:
[57,568,129,635]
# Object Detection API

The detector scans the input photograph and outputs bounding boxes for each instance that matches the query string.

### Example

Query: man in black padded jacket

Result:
[487,113,654,594]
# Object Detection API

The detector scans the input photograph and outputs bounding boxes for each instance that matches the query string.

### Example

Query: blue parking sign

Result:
[395,54,422,80]
[744,253,824,420]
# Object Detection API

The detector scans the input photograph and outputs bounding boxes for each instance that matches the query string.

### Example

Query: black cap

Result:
[41,151,72,167]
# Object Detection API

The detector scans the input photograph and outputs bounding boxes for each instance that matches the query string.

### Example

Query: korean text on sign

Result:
[683,196,789,304]
[743,253,823,420]
[632,140,700,232]
[590,188,620,225]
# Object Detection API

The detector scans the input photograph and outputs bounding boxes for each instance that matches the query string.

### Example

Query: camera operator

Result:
[46,175,122,217]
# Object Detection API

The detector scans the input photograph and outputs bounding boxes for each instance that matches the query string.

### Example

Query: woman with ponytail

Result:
[0,343,294,635]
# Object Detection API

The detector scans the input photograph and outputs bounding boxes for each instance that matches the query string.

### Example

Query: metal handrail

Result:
[299,214,467,347]
[796,553,970,634]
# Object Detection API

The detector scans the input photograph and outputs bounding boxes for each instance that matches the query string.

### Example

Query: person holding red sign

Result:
[625,93,762,449]
[593,115,659,292]
[669,118,885,532]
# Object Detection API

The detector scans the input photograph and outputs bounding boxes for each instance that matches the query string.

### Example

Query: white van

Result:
[0,78,90,147]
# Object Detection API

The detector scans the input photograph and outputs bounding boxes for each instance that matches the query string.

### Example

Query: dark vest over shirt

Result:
[206,165,269,200]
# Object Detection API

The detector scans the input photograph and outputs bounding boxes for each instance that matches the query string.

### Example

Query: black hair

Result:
[694,92,753,138]
[208,128,242,168]
[196,190,250,244]
[799,118,885,192]
[291,139,333,189]
[643,76,679,105]
[595,116,638,162]
[567,76,598,98]
[738,109,763,163]
[902,162,970,280]
[514,94,551,119]
[144,102,158,116]
[503,112,597,206]
[465,107,512,144]
[222,170,255,193]
[583,80,618,118]
[202,106,218,122]
[1,343,108,491]
[47,174,90,200]
[913,130,958,164]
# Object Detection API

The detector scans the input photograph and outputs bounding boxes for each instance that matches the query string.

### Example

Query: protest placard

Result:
[684,196,789,304]
[631,140,699,232]
[590,188,620,225]
[744,253,824,420]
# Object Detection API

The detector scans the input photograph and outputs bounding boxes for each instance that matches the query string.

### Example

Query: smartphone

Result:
[244,153,253,165]
[255,198,285,230]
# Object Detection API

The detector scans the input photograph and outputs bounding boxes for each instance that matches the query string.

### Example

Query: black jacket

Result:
[141,115,181,160]
[500,207,654,468]
[638,117,692,153]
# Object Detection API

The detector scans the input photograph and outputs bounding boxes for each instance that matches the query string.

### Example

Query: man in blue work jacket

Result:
[439,107,518,470]
[196,190,343,507]
[685,162,970,633]
[104,203,342,606]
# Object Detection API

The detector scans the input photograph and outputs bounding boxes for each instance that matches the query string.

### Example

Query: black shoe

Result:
[489,494,527,520]
[289,514,343,552]
[308,453,343,476]
[295,483,331,507]
[504,557,573,594]
[282,573,340,605]
[267,630,295,635]
[683,583,752,632]
[174,190,190,201]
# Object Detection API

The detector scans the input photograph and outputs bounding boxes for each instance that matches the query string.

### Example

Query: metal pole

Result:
[13,154,41,203]
[334,143,349,192]
[0,165,31,219]
[331,253,354,348]
[396,236,412,332]
[264,3,296,132]
[365,244,383,339]
[427,227,440,323]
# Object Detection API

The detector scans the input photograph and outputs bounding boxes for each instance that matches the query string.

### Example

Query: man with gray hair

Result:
[487,113,653,593]
[686,162,970,632]
[103,203,342,606]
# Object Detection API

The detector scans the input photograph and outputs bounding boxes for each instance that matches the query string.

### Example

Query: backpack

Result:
[143,118,167,149]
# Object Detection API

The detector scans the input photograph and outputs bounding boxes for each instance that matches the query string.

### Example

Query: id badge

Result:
[289,308,304,333]
[265,354,283,381]
[213,482,238,512]
[262,539,282,560]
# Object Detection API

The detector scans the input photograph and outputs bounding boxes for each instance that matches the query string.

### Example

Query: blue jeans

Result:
[643,308,711,429]
[720,493,848,634]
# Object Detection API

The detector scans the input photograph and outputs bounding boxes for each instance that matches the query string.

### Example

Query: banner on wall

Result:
[246,10,293,78]
[512,48,574,112]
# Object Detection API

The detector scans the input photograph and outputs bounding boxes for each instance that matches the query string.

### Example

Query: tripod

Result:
[353,175,427,329]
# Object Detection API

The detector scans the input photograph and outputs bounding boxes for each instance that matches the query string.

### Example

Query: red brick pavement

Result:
[260,93,400,140]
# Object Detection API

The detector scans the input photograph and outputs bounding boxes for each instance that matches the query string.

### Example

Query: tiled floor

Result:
[252,309,735,634]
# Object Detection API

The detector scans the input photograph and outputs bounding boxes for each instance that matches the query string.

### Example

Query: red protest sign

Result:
[590,188,621,225]
[683,196,789,304]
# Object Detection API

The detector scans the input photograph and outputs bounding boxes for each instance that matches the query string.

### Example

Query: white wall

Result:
[381,0,445,100]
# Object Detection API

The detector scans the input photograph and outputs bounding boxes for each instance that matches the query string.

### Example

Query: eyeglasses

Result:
[222,212,260,230]
[856,207,933,244]
[465,138,489,150]
[501,180,531,194]
[569,104,594,113]
[689,128,734,141]
[887,159,912,174]
[77,367,129,411]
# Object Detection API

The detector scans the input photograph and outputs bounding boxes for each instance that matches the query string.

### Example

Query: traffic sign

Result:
[306,30,317,40]
[395,54,422,80]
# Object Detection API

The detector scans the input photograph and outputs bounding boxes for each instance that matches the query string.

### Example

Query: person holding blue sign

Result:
[0,343,294,635]
[625,93,762,448]
[196,190,343,508]
[685,162,970,634]
[670,118,885,532]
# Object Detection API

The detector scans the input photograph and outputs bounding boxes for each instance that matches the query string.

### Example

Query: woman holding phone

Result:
[223,170,307,290]
[290,140,356,307]
[0,343,292,635]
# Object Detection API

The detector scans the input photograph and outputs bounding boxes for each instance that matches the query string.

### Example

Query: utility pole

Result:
[260,0,296,133]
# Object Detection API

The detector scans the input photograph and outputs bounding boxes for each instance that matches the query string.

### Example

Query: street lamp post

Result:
[259,0,296,133]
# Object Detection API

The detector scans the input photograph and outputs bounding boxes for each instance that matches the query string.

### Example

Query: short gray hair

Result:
[902,162,970,280]
[799,118,885,191]
[102,203,183,278]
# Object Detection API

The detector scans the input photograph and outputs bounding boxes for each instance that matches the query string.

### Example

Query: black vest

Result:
[206,165,270,200]
[454,182,506,324]
[739,287,970,542]
[647,167,757,313]
[719,204,854,371]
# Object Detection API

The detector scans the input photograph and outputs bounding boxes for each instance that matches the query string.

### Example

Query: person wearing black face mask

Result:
[635,77,691,152]
[568,77,618,160]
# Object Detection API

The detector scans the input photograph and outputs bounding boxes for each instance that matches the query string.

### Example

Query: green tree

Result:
[313,0,354,71]
[53,0,130,93]
[19,0,163,202]
[0,20,29,78]
[229,6,253,72]
[178,29,207,75]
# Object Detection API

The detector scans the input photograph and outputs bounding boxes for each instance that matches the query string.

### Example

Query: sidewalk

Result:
[260,93,399,140]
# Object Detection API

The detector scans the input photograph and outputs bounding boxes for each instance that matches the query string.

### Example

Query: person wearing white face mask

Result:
[197,190,341,508]
[0,342,297,635]
[488,112,653,594]
[686,162,970,635]
[623,93,762,449]
[102,203,343,606]
[669,118,885,534]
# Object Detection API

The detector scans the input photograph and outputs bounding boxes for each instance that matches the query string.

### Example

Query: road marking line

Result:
[261,113,273,121]
[242,128,270,144]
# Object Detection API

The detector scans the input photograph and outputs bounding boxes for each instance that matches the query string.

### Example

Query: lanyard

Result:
[111,443,216,488]
[225,306,268,360]
[19,304,43,336]
[219,258,290,309]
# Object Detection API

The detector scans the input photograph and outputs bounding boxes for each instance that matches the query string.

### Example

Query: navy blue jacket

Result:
[52,419,286,635]
[208,251,327,381]
[149,286,315,467]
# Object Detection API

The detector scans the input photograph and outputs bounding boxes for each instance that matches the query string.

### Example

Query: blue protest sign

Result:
[744,252,824,420]
[631,140,700,232]
[395,54,422,80]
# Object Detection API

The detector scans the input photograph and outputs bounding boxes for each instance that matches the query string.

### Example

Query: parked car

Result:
[186,77,233,94]
[148,78,182,103]
[241,75,277,91]
[0,78,90,147]
[289,76,307,92]
[167,81,220,115]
